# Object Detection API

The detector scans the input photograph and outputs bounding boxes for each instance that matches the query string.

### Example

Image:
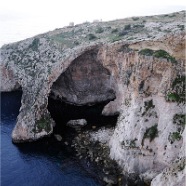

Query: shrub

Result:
[168,132,182,144]
[138,48,154,56]
[88,33,97,40]
[118,30,128,36]
[111,35,122,42]
[166,75,185,103]
[178,25,184,31]
[139,49,177,63]
[172,76,185,89]
[142,124,158,145]
[117,44,132,53]
[133,24,144,28]
[132,17,139,21]
[166,92,180,102]
[124,24,131,30]
[173,114,186,126]
[29,38,40,51]
[33,116,51,133]
[111,28,118,33]
[96,27,104,33]
[153,50,176,63]
[141,100,155,116]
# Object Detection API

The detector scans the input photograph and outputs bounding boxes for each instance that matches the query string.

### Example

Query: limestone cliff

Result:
[0,11,185,185]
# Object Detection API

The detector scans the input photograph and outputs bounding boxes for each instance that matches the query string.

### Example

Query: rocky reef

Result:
[0,11,185,185]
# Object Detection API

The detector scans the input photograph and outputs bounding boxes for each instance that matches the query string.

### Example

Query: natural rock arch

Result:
[49,48,116,106]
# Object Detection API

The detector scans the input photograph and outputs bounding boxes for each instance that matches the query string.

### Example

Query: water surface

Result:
[1,91,100,186]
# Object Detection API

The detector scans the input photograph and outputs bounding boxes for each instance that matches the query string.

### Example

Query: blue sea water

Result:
[0,91,100,186]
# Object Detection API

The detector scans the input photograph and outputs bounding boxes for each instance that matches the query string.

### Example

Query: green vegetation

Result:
[29,38,40,51]
[138,49,177,63]
[110,35,123,42]
[133,24,145,28]
[138,48,154,56]
[124,24,131,30]
[142,100,155,116]
[172,76,185,89]
[173,114,186,128]
[166,93,181,102]
[118,30,128,36]
[34,116,51,133]
[95,27,104,33]
[129,139,137,147]
[178,162,185,171]
[87,33,97,40]
[153,50,176,63]
[111,28,118,33]
[178,25,184,31]
[124,98,131,107]
[142,124,158,145]
[121,138,137,148]
[166,76,185,103]
[132,17,139,21]
[168,132,182,144]
[50,31,75,48]
[117,44,132,52]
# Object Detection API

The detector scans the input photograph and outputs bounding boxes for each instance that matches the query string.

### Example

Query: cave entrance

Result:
[48,49,118,137]
[48,98,118,135]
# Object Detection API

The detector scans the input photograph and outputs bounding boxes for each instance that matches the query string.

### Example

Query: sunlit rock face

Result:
[50,49,116,106]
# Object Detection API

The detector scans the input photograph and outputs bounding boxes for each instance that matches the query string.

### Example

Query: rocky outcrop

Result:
[0,11,185,185]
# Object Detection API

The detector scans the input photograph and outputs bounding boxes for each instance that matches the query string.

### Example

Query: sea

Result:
[1,91,101,186]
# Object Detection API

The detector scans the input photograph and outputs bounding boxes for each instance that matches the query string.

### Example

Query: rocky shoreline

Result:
[56,124,146,186]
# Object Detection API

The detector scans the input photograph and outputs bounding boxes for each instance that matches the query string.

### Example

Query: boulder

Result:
[66,119,87,128]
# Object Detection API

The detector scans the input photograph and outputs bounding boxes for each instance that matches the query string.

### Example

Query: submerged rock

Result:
[54,134,62,141]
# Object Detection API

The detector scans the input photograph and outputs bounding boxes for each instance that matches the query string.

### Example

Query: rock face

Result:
[51,49,116,105]
[0,11,185,186]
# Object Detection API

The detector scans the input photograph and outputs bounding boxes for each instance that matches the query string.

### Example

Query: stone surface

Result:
[66,119,87,128]
[0,11,185,185]
[50,49,116,105]
[54,134,62,141]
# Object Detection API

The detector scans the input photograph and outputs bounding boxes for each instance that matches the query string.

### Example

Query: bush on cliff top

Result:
[138,48,177,63]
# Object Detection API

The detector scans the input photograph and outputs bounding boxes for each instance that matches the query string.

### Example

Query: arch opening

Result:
[48,49,118,137]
